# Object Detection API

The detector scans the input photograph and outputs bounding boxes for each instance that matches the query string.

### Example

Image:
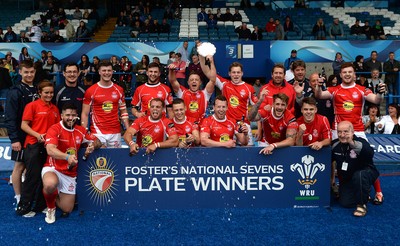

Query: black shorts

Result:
[11,149,25,162]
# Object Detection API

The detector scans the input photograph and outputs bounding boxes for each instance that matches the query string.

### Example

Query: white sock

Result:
[15,195,21,204]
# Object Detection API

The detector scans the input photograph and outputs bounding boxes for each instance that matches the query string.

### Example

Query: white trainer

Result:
[22,211,36,218]
[45,208,56,224]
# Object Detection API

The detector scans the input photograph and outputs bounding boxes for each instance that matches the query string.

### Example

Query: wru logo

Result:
[290,155,325,189]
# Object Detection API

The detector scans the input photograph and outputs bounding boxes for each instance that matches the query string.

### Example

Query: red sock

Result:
[43,189,58,209]
[374,178,382,193]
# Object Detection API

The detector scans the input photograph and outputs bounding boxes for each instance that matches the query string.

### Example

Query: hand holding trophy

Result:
[197,42,216,69]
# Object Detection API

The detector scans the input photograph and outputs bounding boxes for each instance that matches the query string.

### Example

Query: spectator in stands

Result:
[365,69,384,94]
[19,31,30,43]
[172,53,187,86]
[40,50,48,63]
[332,52,344,82]
[119,56,132,95]
[17,80,60,217]
[18,47,32,63]
[177,40,190,63]
[167,51,176,65]
[187,54,207,85]
[207,14,218,30]
[350,19,363,36]
[54,62,86,121]
[110,55,120,84]
[284,49,300,71]
[159,18,171,33]
[377,103,400,134]
[383,51,400,97]
[90,56,100,83]
[88,8,100,22]
[294,0,306,8]
[275,19,285,40]
[55,7,67,27]
[6,51,19,71]
[190,40,200,59]
[326,74,338,87]
[255,0,266,10]
[52,30,64,43]
[295,97,331,149]
[235,22,251,40]
[4,26,17,42]
[124,98,178,155]
[253,79,263,97]
[249,92,297,151]
[329,18,344,39]
[233,8,242,22]
[372,20,386,40]
[4,54,16,73]
[362,104,381,134]
[265,17,276,33]
[223,8,233,22]
[73,6,83,19]
[312,18,326,40]
[64,20,75,42]
[198,7,208,22]
[75,21,89,42]
[40,1,57,26]
[41,31,52,42]
[29,20,43,43]
[363,20,373,40]
[250,25,263,40]
[130,21,141,37]
[364,51,382,78]
[215,8,222,20]
[353,55,365,85]
[78,54,91,84]
[200,95,249,147]
[141,19,151,34]
[0,62,12,118]
[47,51,59,64]
[43,56,59,83]
[81,60,130,148]
[82,9,90,19]
[0,28,5,41]
[116,11,129,27]
[331,121,379,217]
[283,16,294,33]
[133,55,149,86]
[152,19,160,33]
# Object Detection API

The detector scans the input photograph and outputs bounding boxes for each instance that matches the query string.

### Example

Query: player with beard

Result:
[172,98,200,147]
[200,95,248,147]
[259,64,296,114]
[168,54,216,122]
[131,62,173,119]
[124,98,178,155]
[42,103,101,224]
[214,62,258,145]
[248,93,298,154]
[295,97,331,149]
[81,60,130,148]
[315,62,386,205]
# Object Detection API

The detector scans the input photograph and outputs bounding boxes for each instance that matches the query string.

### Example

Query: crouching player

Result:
[42,103,101,224]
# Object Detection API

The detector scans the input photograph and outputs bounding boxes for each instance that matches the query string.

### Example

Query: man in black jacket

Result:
[331,121,379,217]
[4,60,37,210]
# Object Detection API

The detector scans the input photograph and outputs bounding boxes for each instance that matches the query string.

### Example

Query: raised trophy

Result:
[197,42,216,69]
